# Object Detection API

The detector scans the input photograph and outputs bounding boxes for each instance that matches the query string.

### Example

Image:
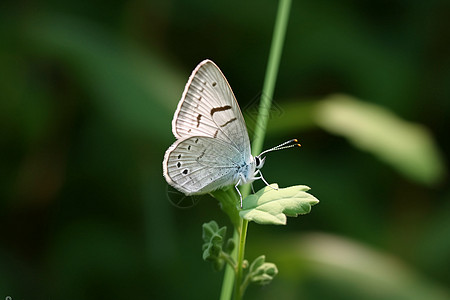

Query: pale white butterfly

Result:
[163,59,300,207]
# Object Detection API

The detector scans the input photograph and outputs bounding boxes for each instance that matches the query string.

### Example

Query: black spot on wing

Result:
[196,114,202,128]
[210,105,232,116]
[220,117,237,127]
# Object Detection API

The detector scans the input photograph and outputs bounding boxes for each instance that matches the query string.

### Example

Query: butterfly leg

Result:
[256,170,278,190]
[251,183,255,194]
[235,178,243,208]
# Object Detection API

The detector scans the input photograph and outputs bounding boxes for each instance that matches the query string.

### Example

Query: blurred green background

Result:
[1,0,449,299]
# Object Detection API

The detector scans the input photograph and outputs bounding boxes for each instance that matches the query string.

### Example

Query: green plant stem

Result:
[219,0,291,299]
[240,271,252,296]
[235,1,291,299]
[252,0,292,155]
[234,219,249,300]
[219,230,238,300]
[220,252,237,269]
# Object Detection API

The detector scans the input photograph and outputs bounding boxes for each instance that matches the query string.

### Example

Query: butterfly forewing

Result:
[172,60,251,157]
[163,136,242,195]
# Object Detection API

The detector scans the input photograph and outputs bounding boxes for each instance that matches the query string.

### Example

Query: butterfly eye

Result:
[255,156,266,169]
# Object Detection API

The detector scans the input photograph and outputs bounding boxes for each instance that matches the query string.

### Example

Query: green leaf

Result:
[225,238,236,253]
[248,255,278,286]
[267,233,450,300]
[239,184,319,225]
[315,94,446,185]
[202,221,226,263]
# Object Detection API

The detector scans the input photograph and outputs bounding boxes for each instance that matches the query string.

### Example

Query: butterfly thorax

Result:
[237,155,260,185]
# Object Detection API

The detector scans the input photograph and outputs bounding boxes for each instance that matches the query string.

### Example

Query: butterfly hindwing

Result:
[172,60,251,158]
[163,136,242,195]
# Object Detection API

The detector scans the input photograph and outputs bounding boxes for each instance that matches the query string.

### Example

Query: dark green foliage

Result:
[1,0,449,299]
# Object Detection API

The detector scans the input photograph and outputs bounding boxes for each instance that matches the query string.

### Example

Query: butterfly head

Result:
[256,139,301,166]
[244,139,300,197]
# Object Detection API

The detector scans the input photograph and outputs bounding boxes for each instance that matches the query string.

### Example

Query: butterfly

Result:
[163,60,299,207]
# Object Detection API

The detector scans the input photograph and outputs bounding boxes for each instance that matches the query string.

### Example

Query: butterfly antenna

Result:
[258,139,301,157]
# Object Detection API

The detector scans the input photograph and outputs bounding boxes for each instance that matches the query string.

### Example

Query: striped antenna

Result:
[258,139,301,157]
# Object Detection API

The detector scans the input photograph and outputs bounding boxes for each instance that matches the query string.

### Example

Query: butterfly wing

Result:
[172,60,251,158]
[163,136,243,195]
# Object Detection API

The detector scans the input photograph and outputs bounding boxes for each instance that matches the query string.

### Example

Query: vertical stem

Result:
[219,0,291,299]
[219,230,238,300]
[251,0,292,156]
[216,188,240,300]
[235,1,292,299]
[234,219,248,300]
